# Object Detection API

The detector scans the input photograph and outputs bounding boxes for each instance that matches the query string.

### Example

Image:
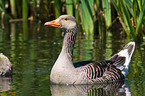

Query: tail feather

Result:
[109,42,135,77]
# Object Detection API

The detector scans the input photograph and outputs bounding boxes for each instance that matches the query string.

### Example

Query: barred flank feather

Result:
[84,60,125,82]
[80,42,135,83]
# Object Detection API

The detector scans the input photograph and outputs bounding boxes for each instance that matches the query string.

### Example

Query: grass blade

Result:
[80,0,94,33]
[102,0,112,27]
[22,0,28,20]
[136,0,145,35]
[73,0,79,21]
[124,0,133,17]
[0,7,3,12]
[66,0,73,15]
[0,0,8,19]
[137,0,142,11]
[133,0,137,25]
[111,0,129,33]
[121,0,136,39]
[53,0,61,18]
[10,0,17,18]
[86,0,95,18]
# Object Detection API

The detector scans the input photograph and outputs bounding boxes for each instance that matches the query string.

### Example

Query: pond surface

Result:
[0,21,145,96]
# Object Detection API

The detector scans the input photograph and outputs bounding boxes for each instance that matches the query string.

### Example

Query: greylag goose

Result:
[44,15,135,84]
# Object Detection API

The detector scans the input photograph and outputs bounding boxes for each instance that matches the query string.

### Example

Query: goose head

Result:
[44,15,77,31]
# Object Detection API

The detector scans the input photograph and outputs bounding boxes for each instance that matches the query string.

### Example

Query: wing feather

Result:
[82,58,125,80]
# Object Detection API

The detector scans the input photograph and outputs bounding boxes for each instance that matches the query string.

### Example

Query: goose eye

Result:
[64,18,68,21]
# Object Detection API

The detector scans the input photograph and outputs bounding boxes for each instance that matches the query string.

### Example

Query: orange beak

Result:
[44,18,60,28]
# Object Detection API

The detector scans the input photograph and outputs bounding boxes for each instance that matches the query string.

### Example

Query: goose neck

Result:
[61,28,77,60]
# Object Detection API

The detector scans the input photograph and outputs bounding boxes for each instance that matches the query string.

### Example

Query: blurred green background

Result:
[1,0,145,41]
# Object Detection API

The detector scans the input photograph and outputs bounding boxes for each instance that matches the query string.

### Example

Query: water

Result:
[0,21,145,96]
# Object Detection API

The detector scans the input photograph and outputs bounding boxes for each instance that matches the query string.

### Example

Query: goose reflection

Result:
[50,81,131,96]
[0,77,11,92]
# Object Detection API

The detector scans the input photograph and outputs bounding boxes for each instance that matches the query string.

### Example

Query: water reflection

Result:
[0,77,11,92]
[51,81,131,96]
[0,21,145,95]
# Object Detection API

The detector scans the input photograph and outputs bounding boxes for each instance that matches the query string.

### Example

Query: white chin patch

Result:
[65,22,76,29]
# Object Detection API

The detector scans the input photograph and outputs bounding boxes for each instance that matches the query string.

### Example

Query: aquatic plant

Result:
[111,0,145,41]
[0,0,145,41]
[0,0,8,20]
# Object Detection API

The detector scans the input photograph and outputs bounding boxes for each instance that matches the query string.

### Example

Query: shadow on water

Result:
[50,81,131,96]
[0,20,145,95]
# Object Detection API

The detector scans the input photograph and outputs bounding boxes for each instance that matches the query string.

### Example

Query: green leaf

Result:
[86,0,95,17]
[0,0,8,19]
[54,0,61,18]
[111,0,118,12]
[22,0,28,20]
[10,0,17,18]
[133,0,137,25]
[0,7,4,12]
[73,0,79,20]
[66,0,73,15]
[80,0,94,33]
[137,0,142,11]
[136,0,145,34]
[102,0,112,27]
[121,0,136,39]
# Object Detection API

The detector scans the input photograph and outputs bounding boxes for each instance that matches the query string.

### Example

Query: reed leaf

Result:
[137,0,142,11]
[73,0,79,21]
[66,0,73,15]
[136,0,145,35]
[124,0,133,17]
[10,0,17,18]
[0,0,8,19]
[133,0,137,25]
[111,0,140,40]
[1,0,144,40]
[98,0,103,10]
[32,0,37,6]
[80,0,94,33]
[22,0,28,20]
[98,12,103,37]
[53,0,61,18]
[117,0,130,34]
[0,1,3,12]
[95,0,100,10]
[32,0,37,19]
[121,0,136,39]
[86,0,95,18]
[111,0,118,12]
[23,21,28,40]
[111,0,127,31]
[0,7,3,12]
[102,0,112,27]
